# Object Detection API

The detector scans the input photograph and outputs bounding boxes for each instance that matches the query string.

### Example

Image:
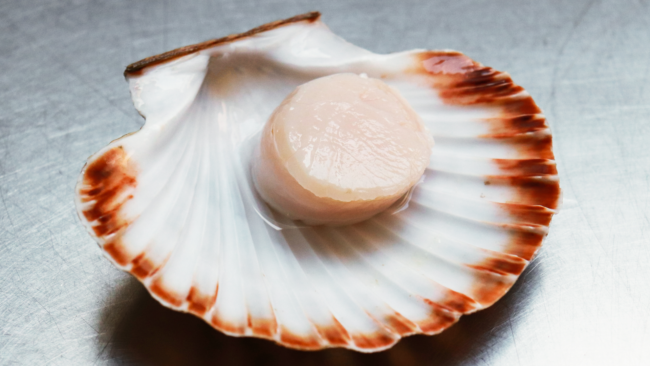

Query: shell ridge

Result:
[229,126,328,345]
[377,213,508,264]
[428,155,556,178]
[362,218,518,308]
[411,186,552,230]
[272,230,350,347]
[409,185,556,225]
[121,101,208,272]
[145,103,212,301]
[220,129,279,337]
[117,127,191,234]
[394,207,542,261]
[353,220,483,307]
[121,79,214,231]
[298,228,400,350]
[209,119,249,334]
[311,226,421,332]
[316,225,458,336]
[193,109,224,319]
[425,163,556,179]
[152,103,216,309]
[283,227,391,348]
[229,134,287,339]
[420,169,559,209]
[342,220,475,312]
[105,106,203,275]
[431,131,553,160]
[242,224,325,346]
[375,215,529,277]
[425,162,557,179]
[187,143,222,316]
[422,119,549,138]
[263,227,352,349]
[342,222,482,325]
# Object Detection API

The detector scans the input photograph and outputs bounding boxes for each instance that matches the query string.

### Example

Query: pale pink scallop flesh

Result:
[74,12,560,352]
[253,73,434,226]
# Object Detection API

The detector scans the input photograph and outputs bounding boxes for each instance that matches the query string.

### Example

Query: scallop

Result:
[74,12,560,352]
[253,73,434,226]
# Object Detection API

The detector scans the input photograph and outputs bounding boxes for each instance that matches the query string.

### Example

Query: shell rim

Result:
[123,11,321,76]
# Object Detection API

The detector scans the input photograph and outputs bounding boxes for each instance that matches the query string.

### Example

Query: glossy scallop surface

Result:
[74,12,560,352]
[253,73,433,226]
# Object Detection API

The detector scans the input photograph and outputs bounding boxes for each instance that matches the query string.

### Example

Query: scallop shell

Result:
[75,12,560,352]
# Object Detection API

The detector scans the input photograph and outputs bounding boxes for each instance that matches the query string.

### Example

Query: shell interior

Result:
[75,12,560,352]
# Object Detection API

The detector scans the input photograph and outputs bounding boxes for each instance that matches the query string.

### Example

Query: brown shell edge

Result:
[124,11,321,77]
[412,50,560,318]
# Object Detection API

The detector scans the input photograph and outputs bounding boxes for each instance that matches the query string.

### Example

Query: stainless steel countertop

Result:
[1,0,648,365]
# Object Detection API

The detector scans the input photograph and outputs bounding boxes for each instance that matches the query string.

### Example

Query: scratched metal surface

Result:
[0,0,649,365]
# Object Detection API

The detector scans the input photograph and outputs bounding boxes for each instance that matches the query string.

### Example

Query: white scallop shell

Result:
[74,13,560,352]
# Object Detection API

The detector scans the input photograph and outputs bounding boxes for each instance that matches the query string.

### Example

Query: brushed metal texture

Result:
[0,0,648,365]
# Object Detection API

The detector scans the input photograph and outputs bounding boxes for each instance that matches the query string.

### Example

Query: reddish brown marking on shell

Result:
[427,291,478,314]
[517,133,554,160]
[467,253,527,276]
[420,52,476,76]
[511,176,561,210]
[383,312,418,335]
[469,272,514,307]
[416,303,460,334]
[502,241,541,261]
[351,331,397,350]
[81,147,131,188]
[186,287,216,316]
[211,314,246,335]
[499,202,555,226]
[415,51,560,216]
[101,237,131,266]
[130,253,159,279]
[501,96,542,115]
[417,52,526,106]
[478,131,554,159]
[493,158,557,177]
[487,115,548,136]
[416,52,556,168]
[484,176,561,210]
[509,233,545,261]
[279,327,324,350]
[150,278,183,308]
[124,12,321,76]
[315,318,351,346]
[438,79,525,106]
[248,316,278,338]
[79,147,137,238]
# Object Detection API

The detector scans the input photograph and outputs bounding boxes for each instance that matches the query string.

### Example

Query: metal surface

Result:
[0,0,648,364]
